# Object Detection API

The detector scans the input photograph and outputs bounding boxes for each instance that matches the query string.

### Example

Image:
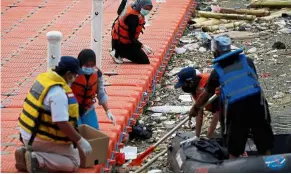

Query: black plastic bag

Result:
[129,121,153,140]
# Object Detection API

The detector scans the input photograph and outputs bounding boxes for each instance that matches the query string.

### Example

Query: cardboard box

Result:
[78,124,109,168]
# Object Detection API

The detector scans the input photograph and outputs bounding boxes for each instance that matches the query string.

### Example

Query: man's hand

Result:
[77,137,92,156]
[106,110,116,126]
[142,45,153,55]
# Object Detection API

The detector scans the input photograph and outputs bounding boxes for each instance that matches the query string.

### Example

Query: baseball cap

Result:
[174,67,196,89]
[215,36,231,52]
[57,56,81,74]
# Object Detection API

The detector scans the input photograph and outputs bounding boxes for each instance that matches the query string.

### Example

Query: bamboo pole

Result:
[250,0,291,8]
[134,149,168,173]
[219,7,270,17]
[198,11,256,21]
[192,19,229,28]
[191,17,208,25]
[260,9,291,20]
[202,21,246,32]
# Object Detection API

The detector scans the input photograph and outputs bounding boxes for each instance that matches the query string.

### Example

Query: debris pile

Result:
[123,0,291,172]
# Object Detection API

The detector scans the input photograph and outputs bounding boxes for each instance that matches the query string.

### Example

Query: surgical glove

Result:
[77,137,92,156]
[143,45,153,55]
[106,110,116,126]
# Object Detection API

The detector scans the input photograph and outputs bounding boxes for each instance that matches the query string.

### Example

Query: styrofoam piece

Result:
[163,120,175,129]
[178,94,193,102]
[148,106,192,113]
[120,146,137,160]
[151,113,163,120]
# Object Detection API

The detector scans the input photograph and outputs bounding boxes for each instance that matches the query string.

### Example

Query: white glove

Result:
[77,137,92,156]
[142,45,153,55]
[106,110,116,126]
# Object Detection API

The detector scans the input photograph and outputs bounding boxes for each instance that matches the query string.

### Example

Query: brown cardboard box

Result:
[78,124,109,168]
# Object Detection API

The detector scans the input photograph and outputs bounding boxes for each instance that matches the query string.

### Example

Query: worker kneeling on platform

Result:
[174,67,220,141]
[15,56,92,172]
[71,49,116,129]
[189,36,274,159]
[111,0,153,64]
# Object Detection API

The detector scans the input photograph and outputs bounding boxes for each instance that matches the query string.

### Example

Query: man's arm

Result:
[96,70,109,110]
[190,70,219,117]
[48,86,81,143]
[56,122,81,143]
[48,86,92,155]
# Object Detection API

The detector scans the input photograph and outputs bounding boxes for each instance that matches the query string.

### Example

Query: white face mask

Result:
[140,8,150,16]
[82,67,95,75]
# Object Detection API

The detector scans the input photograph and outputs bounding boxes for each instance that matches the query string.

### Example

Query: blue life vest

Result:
[213,49,261,105]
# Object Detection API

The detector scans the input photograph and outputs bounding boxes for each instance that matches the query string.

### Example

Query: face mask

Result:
[82,67,94,75]
[182,85,193,93]
[181,81,195,93]
[140,8,150,16]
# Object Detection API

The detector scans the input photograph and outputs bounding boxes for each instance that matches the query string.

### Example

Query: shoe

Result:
[110,50,123,64]
[15,146,26,171]
[25,151,47,173]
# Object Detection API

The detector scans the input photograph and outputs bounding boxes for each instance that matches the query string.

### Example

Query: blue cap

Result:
[174,67,196,89]
[215,36,231,52]
[57,56,81,74]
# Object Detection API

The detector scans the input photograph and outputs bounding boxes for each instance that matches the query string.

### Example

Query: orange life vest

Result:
[71,72,98,111]
[111,5,145,44]
[192,73,213,111]
[193,73,210,100]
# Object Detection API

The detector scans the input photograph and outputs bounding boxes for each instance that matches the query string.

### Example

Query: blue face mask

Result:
[140,8,150,16]
[82,67,94,75]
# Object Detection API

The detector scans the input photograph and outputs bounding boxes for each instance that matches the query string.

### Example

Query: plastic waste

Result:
[178,95,193,102]
[175,47,187,54]
[183,43,199,51]
[120,146,137,160]
[147,106,192,113]
[151,113,163,120]
[148,169,163,173]
[279,28,291,34]
[211,5,221,13]
[200,32,212,49]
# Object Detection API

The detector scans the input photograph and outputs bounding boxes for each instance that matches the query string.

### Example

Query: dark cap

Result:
[57,56,81,74]
[174,67,196,89]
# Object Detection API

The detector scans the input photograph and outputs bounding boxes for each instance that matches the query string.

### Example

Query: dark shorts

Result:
[225,94,274,157]
[206,98,220,113]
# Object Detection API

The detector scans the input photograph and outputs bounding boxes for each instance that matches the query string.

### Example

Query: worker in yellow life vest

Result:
[175,67,220,142]
[15,56,92,173]
[71,49,116,129]
[111,0,153,64]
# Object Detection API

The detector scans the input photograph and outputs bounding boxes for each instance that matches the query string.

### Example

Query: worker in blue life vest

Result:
[111,0,153,64]
[189,36,274,159]
[71,49,116,129]
[16,56,92,172]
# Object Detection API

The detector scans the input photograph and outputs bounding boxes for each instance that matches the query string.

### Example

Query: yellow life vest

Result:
[18,71,79,144]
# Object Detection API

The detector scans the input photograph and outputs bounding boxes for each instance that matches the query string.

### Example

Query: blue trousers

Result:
[77,108,99,130]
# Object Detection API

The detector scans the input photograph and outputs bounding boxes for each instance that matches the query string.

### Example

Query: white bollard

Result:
[91,0,103,69]
[46,31,63,71]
